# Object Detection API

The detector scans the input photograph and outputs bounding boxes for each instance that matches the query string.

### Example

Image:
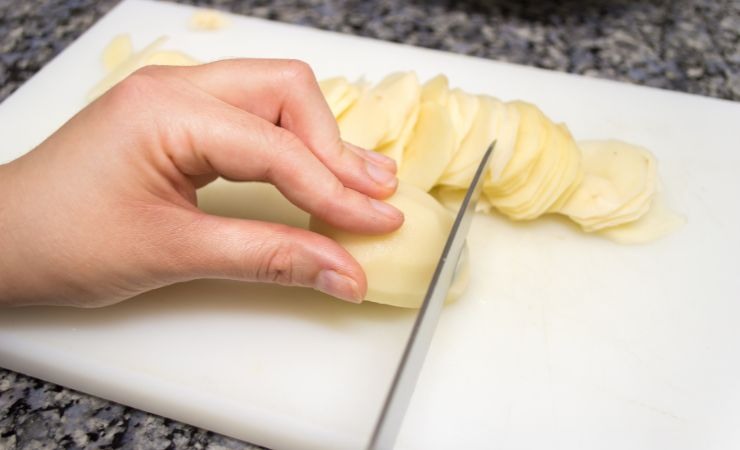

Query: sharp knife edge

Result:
[367,141,495,450]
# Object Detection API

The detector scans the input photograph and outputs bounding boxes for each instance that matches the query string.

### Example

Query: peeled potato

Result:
[145,50,199,67]
[420,74,450,104]
[319,77,362,118]
[431,185,493,214]
[338,72,420,150]
[399,102,457,191]
[557,140,657,231]
[102,34,133,72]
[598,193,684,244]
[447,89,480,155]
[89,36,199,101]
[438,96,505,188]
[376,104,419,166]
[309,183,468,308]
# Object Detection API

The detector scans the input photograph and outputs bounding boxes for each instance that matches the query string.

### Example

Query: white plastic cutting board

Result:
[1,1,740,449]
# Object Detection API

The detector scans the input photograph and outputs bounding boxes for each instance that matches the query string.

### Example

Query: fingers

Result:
[141,76,403,234]
[162,59,399,199]
[174,210,366,303]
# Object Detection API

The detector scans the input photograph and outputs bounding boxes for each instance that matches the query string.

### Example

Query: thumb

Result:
[169,211,366,303]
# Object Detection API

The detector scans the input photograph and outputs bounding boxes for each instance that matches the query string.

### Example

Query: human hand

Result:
[0,59,403,307]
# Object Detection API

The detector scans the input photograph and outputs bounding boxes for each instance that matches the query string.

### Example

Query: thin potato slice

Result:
[437,96,505,188]
[376,104,419,166]
[144,50,199,67]
[448,89,480,155]
[490,119,560,219]
[598,194,684,244]
[557,140,657,230]
[493,101,548,187]
[421,74,450,104]
[338,72,420,150]
[319,77,362,118]
[102,34,133,72]
[548,125,584,212]
[399,102,457,191]
[431,185,493,213]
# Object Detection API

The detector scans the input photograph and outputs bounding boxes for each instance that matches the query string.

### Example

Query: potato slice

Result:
[599,194,684,244]
[398,102,457,191]
[489,119,560,220]
[421,74,450,104]
[310,182,468,308]
[448,89,480,155]
[486,101,521,184]
[437,96,505,188]
[557,140,657,230]
[548,125,584,212]
[431,185,493,214]
[376,104,419,166]
[144,50,199,67]
[494,101,548,187]
[102,34,133,72]
[89,36,200,101]
[319,77,362,118]
[338,72,420,150]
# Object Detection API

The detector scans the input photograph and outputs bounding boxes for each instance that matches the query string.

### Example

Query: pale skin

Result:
[0,59,404,308]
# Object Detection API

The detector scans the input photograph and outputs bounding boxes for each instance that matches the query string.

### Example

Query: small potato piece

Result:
[190,9,230,30]
[338,72,421,150]
[310,183,468,308]
[102,34,133,72]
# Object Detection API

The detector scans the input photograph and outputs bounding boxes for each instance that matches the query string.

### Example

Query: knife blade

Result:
[367,141,495,450]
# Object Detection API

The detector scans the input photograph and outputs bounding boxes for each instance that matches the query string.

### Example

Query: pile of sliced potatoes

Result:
[320,72,678,240]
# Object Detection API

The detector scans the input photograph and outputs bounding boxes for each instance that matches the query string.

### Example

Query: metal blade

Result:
[367,141,495,450]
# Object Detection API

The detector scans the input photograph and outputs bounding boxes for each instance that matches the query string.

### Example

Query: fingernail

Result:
[366,160,398,189]
[363,149,397,170]
[370,198,403,219]
[316,270,363,304]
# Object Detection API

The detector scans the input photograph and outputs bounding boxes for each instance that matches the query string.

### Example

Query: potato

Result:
[319,77,362,118]
[398,102,456,191]
[338,72,420,150]
[89,36,199,101]
[447,89,480,155]
[598,194,684,244]
[556,140,657,231]
[376,104,419,166]
[309,183,469,308]
[437,96,505,188]
[102,34,133,72]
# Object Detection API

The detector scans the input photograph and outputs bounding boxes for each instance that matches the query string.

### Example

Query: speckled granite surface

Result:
[1,0,739,448]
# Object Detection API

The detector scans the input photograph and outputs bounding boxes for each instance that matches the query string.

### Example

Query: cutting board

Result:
[2,1,740,449]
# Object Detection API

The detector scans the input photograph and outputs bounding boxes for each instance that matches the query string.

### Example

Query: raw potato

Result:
[598,194,685,244]
[437,96,505,188]
[398,76,456,191]
[315,72,680,244]
[310,183,469,308]
[338,72,421,150]
[102,34,133,72]
[557,140,657,231]
[319,77,362,118]
[190,9,230,30]
[89,36,200,101]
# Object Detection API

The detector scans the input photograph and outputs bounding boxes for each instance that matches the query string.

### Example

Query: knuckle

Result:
[280,59,316,85]
[257,239,296,285]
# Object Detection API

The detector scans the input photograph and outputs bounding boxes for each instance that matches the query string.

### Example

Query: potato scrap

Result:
[189,9,230,31]
[89,36,200,101]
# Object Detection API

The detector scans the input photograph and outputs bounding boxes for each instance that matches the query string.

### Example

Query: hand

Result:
[0,59,403,307]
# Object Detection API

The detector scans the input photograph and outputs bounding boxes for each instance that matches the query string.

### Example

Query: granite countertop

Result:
[1,0,738,448]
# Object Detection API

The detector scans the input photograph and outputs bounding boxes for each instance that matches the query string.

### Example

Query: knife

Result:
[367,141,495,450]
